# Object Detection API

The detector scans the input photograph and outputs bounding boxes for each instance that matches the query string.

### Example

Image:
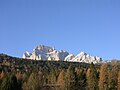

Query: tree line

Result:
[0,54,120,90]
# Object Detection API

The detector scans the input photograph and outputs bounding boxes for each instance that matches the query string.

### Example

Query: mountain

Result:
[22,45,102,64]
[22,45,69,61]
[69,52,102,63]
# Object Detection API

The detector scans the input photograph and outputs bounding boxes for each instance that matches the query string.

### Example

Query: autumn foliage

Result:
[0,54,120,90]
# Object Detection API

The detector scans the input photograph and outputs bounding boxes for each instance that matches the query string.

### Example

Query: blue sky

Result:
[0,0,120,60]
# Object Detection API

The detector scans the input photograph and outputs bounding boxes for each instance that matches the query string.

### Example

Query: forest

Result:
[0,54,120,90]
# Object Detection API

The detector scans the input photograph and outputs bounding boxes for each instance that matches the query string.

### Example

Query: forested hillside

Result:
[0,54,120,90]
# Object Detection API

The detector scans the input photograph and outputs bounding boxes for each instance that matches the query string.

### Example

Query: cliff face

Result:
[22,45,102,64]
[22,45,69,61]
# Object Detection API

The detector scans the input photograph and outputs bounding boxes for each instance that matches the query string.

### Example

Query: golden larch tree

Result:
[99,63,109,90]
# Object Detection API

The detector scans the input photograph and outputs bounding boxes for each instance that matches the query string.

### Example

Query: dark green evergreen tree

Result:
[76,67,86,90]
[0,74,18,90]
[86,63,98,90]
[65,64,76,90]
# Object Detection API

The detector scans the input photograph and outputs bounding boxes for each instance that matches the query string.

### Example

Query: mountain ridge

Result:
[22,45,102,64]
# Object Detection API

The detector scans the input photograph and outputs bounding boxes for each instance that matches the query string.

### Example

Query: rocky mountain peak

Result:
[22,45,69,61]
[22,45,102,64]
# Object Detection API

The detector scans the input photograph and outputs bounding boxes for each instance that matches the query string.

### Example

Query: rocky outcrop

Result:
[22,52,32,59]
[64,54,75,61]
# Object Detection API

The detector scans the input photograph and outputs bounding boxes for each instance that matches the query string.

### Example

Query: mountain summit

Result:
[22,45,102,64]
[22,45,69,61]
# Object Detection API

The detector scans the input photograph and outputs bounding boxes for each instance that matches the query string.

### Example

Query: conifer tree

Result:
[65,64,76,90]
[86,63,98,90]
[108,63,119,90]
[99,63,109,90]
[24,71,44,90]
[57,70,65,90]
[48,66,57,84]
[118,71,120,90]
[0,74,18,90]
[76,67,86,90]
